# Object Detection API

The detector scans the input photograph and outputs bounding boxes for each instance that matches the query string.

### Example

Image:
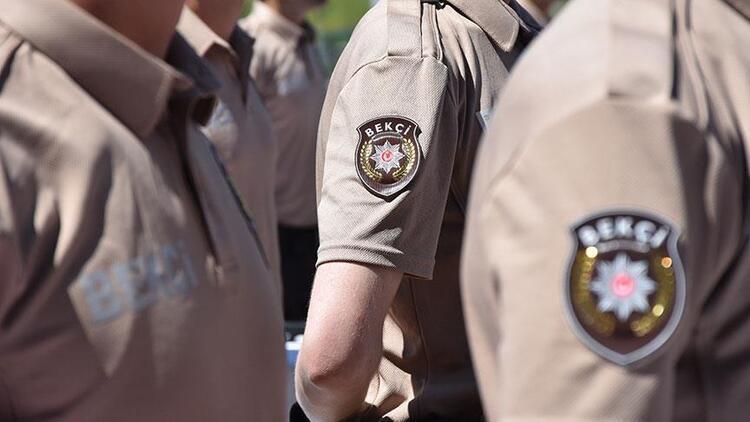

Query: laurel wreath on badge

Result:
[565,210,686,366]
[355,116,423,198]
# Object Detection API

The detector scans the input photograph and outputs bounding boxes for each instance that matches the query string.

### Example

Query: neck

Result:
[186,0,244,41]
[70,0,183,58]
[264,0,308,25]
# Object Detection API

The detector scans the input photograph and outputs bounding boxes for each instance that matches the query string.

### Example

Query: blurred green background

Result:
[243,0,371,73]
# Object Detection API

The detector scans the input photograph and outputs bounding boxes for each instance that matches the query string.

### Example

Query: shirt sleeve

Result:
[316,55,456,279]
[462,100,742,420]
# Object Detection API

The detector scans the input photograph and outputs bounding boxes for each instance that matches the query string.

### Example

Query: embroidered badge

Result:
[565,210,686,366]
[356,116,422,198]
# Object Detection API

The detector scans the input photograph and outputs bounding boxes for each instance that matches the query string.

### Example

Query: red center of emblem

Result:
[381,151,393,162]
[611,273,636,298]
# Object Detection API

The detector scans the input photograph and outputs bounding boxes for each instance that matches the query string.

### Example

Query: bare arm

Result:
[296,262,402,421]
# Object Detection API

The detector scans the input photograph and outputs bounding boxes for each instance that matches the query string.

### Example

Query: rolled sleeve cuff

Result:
[316,243,435,280]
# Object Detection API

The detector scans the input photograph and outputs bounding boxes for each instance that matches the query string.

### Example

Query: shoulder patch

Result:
[355,116,422,198]
[565,210,686,366]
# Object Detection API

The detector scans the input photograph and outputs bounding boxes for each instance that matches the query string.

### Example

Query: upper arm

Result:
[303,262,402,369]
[316,55,457,280]
[464,100,744,420]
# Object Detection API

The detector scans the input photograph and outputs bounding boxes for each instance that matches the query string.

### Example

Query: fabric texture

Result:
[178,8,283,292]
[0,1,286,420]
[462,0,750,420]
[315,0,537,419]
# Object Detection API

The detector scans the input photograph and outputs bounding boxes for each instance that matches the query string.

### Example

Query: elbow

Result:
[295,351,374,421]
[296,331,382,401]
[297,349,363,393]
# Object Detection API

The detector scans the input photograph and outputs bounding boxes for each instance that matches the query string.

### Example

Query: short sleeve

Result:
[316,56,456,279]
[462,100,739,420]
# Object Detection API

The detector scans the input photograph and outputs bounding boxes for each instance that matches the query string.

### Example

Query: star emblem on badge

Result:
[370,141,405,175]
[589,253,657,322]
[356,116,422,198]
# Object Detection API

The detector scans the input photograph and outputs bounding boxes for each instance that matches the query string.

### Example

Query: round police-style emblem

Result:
[355,116,422,198]
[565,210,686,366]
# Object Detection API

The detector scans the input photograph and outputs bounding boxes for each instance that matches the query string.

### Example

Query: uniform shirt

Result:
[516,0,549,24]
[0,0,285,420]
[462,0,750,420]
[178,9,282,288]
[316,0,536,419]
[241,2,327,228]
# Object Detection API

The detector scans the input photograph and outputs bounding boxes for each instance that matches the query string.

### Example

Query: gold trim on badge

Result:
[355,116,422,198]
[565,210,686,366]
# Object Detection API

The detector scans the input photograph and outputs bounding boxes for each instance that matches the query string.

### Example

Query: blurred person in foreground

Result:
[0,0,285,420]
[295,0,539,420]
[180,0,283,292]
[462,0,750,420]
[241,0,328,322]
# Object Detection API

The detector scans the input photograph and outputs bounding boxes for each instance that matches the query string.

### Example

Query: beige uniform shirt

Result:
[516,0,549,24]
[463,0,750,420]
[0,0,285,420]
[178,9,282,287]
[316,0,536,419]
[241,2,327,228]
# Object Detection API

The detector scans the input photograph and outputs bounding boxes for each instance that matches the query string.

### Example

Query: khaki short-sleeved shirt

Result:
[0,0,285,420]
[178,9,282,288]
[316,0,537,419]
[241,2,327,228]
[516,0,549,24]
[462,0,750,420]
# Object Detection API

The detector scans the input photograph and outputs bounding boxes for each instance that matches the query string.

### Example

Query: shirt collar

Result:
[250,1,314,44]
[178,8,254,91]
[0,0,206,138]
[178,8,234,58]
[447,0,539,52]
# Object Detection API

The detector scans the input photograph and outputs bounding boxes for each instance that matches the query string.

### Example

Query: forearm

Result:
[295,306,382,420]
[296,262,402,421]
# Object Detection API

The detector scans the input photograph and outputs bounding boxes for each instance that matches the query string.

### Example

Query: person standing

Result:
[462,0,750,420]
[241,0,328,321]
[178,0,282,292]
[0,0,285,420]
[296,0,538,420]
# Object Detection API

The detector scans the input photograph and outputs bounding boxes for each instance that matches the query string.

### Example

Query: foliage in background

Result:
[242,0,369,27]
[306,0,370,32]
